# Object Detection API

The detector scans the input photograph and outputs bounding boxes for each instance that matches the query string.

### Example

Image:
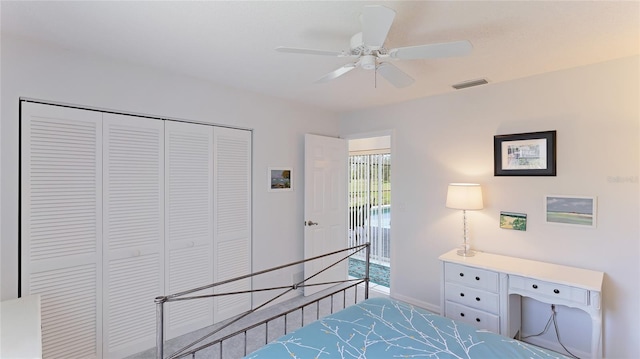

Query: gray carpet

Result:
[128,283,387,359]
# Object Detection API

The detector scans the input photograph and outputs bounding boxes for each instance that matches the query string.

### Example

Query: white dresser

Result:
[439,249,604,359]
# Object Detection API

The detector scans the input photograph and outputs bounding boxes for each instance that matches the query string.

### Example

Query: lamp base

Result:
[457,248,476,257]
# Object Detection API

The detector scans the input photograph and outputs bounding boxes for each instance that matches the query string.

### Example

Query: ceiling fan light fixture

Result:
[361,55,377,70]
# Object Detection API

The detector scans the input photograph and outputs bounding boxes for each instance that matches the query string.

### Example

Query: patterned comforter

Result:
[245,297,570,358]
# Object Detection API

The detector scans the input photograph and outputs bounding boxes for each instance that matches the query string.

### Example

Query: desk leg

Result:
[501,274,522,339]
[590,290,603,359]
[591,314,602,359]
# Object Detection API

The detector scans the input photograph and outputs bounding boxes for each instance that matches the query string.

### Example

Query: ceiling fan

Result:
[276,5,472,88]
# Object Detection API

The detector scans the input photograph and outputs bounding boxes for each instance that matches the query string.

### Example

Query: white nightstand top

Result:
[439,249,604,292]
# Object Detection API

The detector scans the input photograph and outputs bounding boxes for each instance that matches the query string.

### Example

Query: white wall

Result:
[0,34,341,301]
[339,55,639,358]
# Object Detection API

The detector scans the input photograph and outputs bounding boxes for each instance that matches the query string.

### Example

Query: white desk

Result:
[439,249,604,359]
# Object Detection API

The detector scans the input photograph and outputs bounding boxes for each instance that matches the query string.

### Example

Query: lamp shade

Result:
[446,183,483,210]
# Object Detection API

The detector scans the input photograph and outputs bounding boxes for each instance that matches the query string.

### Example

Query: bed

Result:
[243,296,570,359]
[154,244,570,359]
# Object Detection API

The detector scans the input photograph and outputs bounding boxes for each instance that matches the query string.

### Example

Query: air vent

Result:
[452,79,489,90]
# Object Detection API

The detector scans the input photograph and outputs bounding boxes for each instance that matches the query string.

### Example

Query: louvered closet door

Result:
[102,114,164,358]
[213,127,252,322]
[21,102,103,359]
[165,121,215,339]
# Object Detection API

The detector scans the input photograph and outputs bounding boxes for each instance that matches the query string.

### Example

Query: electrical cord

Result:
[522,304,580,359]
[552,308,579,359]
[521,310,553,339]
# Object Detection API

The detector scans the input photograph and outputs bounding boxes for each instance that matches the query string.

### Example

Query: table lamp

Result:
[446,183,483,257]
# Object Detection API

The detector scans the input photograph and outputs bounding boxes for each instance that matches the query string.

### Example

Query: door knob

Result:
[305,220,319,226]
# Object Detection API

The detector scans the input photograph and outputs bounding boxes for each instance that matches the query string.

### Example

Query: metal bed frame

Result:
[154,243,371,359]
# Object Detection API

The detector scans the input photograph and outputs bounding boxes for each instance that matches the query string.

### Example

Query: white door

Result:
[164,121,215,339]
[21,102,103,359]
[102,113,164,358]
[304,134,348,296]
[212,127,252,321]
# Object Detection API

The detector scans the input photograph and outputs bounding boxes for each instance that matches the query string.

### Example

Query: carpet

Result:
[128,283,385,359]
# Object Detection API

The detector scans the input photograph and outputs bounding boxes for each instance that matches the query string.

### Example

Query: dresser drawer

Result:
[444,282,499,313]
[509,275,588,306]
[445,301,500,333]
[444,262,499,293]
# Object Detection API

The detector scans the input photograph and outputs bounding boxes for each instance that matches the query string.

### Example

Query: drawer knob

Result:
[476,318,481,322]
[554,289,560,294]
[475,276,480,281]
[460,312,465,317]
[475,297,481,301]
[532,284,538,289]
[460,293,465,297]
[459,273,464,277]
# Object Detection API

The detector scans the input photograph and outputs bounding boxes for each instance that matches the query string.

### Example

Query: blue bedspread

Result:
[245,297,569,358]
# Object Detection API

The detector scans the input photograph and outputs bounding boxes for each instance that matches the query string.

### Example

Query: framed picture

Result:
[494,130,556,176]
[545,195,597,228]
[500,211,527,231]
[268,167,293,192]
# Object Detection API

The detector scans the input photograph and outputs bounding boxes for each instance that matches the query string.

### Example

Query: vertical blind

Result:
[348,152,390,264]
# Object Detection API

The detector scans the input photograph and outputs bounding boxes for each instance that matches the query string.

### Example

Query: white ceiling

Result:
[2,1,639,113]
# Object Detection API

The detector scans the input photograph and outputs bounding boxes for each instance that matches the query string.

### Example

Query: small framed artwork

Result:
[494,130,556,176]
[500,211,527,231]
[545,195,597,228]
[268,167,293,192]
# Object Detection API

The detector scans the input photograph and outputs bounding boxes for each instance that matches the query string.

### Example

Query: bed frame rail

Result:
[154,243,371,359]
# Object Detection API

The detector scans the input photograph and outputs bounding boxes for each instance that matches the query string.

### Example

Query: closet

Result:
[20,102,252,358]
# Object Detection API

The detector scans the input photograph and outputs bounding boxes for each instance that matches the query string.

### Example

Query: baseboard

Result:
[390,293,440,314]
[521,334,589,359]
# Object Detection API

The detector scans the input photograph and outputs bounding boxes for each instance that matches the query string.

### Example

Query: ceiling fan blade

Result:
[361,5,396,49]
[389,40,473,60]
[276,46,343,57]
[315,64,357,83]
[376,63,414,88]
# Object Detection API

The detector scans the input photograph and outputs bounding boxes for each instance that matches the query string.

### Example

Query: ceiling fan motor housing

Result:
[351,33,380,70]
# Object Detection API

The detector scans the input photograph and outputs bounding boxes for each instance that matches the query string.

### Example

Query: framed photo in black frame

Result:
[494,130,556,176]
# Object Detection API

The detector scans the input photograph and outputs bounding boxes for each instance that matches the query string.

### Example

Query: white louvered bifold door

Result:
[213,127,252,322]
[21,102,103,359]
[102,114,164,358]
[165,121,215,339]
